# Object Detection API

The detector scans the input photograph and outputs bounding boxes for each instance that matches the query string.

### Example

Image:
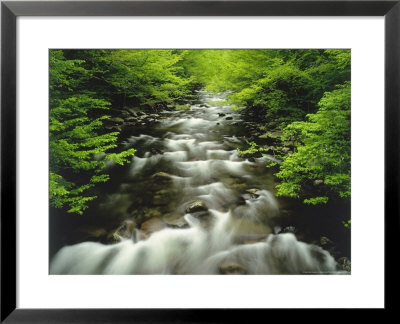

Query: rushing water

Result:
[50,90,340,275]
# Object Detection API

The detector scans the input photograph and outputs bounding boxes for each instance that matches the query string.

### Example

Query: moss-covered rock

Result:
[185,200,208,214]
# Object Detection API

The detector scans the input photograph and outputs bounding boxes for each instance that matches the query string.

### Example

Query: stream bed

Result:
[50,90,349,275]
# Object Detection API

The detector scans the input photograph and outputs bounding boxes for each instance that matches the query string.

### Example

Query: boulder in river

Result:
[130,207,162,224]
[225,116,233,120]
[245,188,260,198]
[124,107,139,116]
[185,200,208,213]
[320,236,334,246]
[140,217,165,238]
[110,219,137,242]
[153,171,173,182]
[238,191,258,205]
[125,116,138,123]
[338,257,351,272]
[164,214,189,229]
[152,188,178,206]
[219,262,247,274]
[238,150,263,159]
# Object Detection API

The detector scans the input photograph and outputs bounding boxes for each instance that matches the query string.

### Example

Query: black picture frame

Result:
[1,0,398,321]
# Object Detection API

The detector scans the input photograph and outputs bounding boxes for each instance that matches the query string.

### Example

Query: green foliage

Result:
[184,49,351,207]
[231,62,314,115]
[50,49,352,213]
[237,141,260,156]
[181,49,350,127]
[303,197,329,205]
[176,104,191,111]
[237,140,270,159]
[103,49,192,108]
[275,82,351,204]
[64,49,194,109]
[342,219,351,229]
[49,50,135,215]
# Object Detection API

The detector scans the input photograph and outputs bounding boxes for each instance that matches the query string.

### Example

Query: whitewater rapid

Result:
[50,90,339,275]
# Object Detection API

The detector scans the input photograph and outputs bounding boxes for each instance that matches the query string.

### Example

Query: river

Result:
[50,90,348,275]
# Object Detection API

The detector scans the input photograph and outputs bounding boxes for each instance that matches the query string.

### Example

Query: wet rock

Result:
[142,208,162,220]
[150,147,164,155]
[245,188,260,198]
[238,191,259,205]
[242,193,257,201]
[185,200,208,213]
[279,226,296,234]
[238,150,263,159]
[218,113,226,117]
[225,116,233,120]
[219,262,247,274]
[125,116,138,123]
[320,236,334,246]
[120,111,131,118]
[110,219,137,242]
[164,216,189,229]
[152,195,170,206]
[190,210,210,218]
[338,257,351,272]
[125,108,139,116]
[152,188,177,206]
[140,217,165,237]
[153,172,173,181]
[130,207,162,223]
[109,117,125,124]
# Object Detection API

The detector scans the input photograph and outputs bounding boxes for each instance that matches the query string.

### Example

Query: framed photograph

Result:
[1,0,397,321]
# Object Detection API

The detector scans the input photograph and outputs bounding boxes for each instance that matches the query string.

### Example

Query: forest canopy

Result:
[49,49,350,215]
